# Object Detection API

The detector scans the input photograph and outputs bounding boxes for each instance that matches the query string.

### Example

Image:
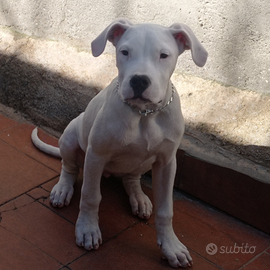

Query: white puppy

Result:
[32,19,207,268]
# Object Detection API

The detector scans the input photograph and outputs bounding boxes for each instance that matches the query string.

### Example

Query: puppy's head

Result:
[92,19,208,112]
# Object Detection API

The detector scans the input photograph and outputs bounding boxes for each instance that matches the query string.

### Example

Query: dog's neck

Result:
[116,82,176,116]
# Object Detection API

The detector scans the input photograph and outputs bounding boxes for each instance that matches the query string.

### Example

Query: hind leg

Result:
[50,119,82,208]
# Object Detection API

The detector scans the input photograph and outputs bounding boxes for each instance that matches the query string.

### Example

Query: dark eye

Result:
[160,53,169,59]
[121,50,129,56]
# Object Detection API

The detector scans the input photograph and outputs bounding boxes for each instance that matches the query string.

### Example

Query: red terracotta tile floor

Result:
[0,113,269,270]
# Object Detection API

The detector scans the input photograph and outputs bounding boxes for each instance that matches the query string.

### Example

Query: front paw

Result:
[75,213,102,250]
[157,231,192,268]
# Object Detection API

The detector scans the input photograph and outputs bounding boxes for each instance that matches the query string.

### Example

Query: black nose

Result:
[130,75,151,98]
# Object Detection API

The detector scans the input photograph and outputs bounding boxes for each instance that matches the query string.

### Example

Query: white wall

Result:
[0,0,269,93]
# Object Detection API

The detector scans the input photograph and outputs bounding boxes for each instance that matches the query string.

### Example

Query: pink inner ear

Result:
[113,27,125,38]
[175,33,186,46]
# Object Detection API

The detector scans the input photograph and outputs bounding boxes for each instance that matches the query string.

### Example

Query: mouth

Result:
[117,80,176,116]
[130,96,151,102]
[123,97,163,114]
[117,82,164,112]
[125,96,162,104]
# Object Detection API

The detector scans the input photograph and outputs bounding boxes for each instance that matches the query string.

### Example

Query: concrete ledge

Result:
[175,150,270,234]
[0,27,117,131]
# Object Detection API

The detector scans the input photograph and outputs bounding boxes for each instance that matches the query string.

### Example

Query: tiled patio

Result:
[0,113,269,270]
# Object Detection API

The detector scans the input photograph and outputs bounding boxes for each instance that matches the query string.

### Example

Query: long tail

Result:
[31,128,61,158]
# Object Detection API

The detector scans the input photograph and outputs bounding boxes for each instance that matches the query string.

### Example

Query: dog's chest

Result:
[110,116,174,152]
[91,115,179,175]
[103,129,163,175]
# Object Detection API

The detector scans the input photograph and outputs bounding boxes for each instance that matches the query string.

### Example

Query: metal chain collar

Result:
[116,82,175,116]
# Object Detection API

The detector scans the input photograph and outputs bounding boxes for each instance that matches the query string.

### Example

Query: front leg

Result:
[75,148,105,250]
[152,157,192,268]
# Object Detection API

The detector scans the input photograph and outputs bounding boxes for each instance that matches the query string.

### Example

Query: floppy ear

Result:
[91,19,133,57]
[169,23,208,67]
